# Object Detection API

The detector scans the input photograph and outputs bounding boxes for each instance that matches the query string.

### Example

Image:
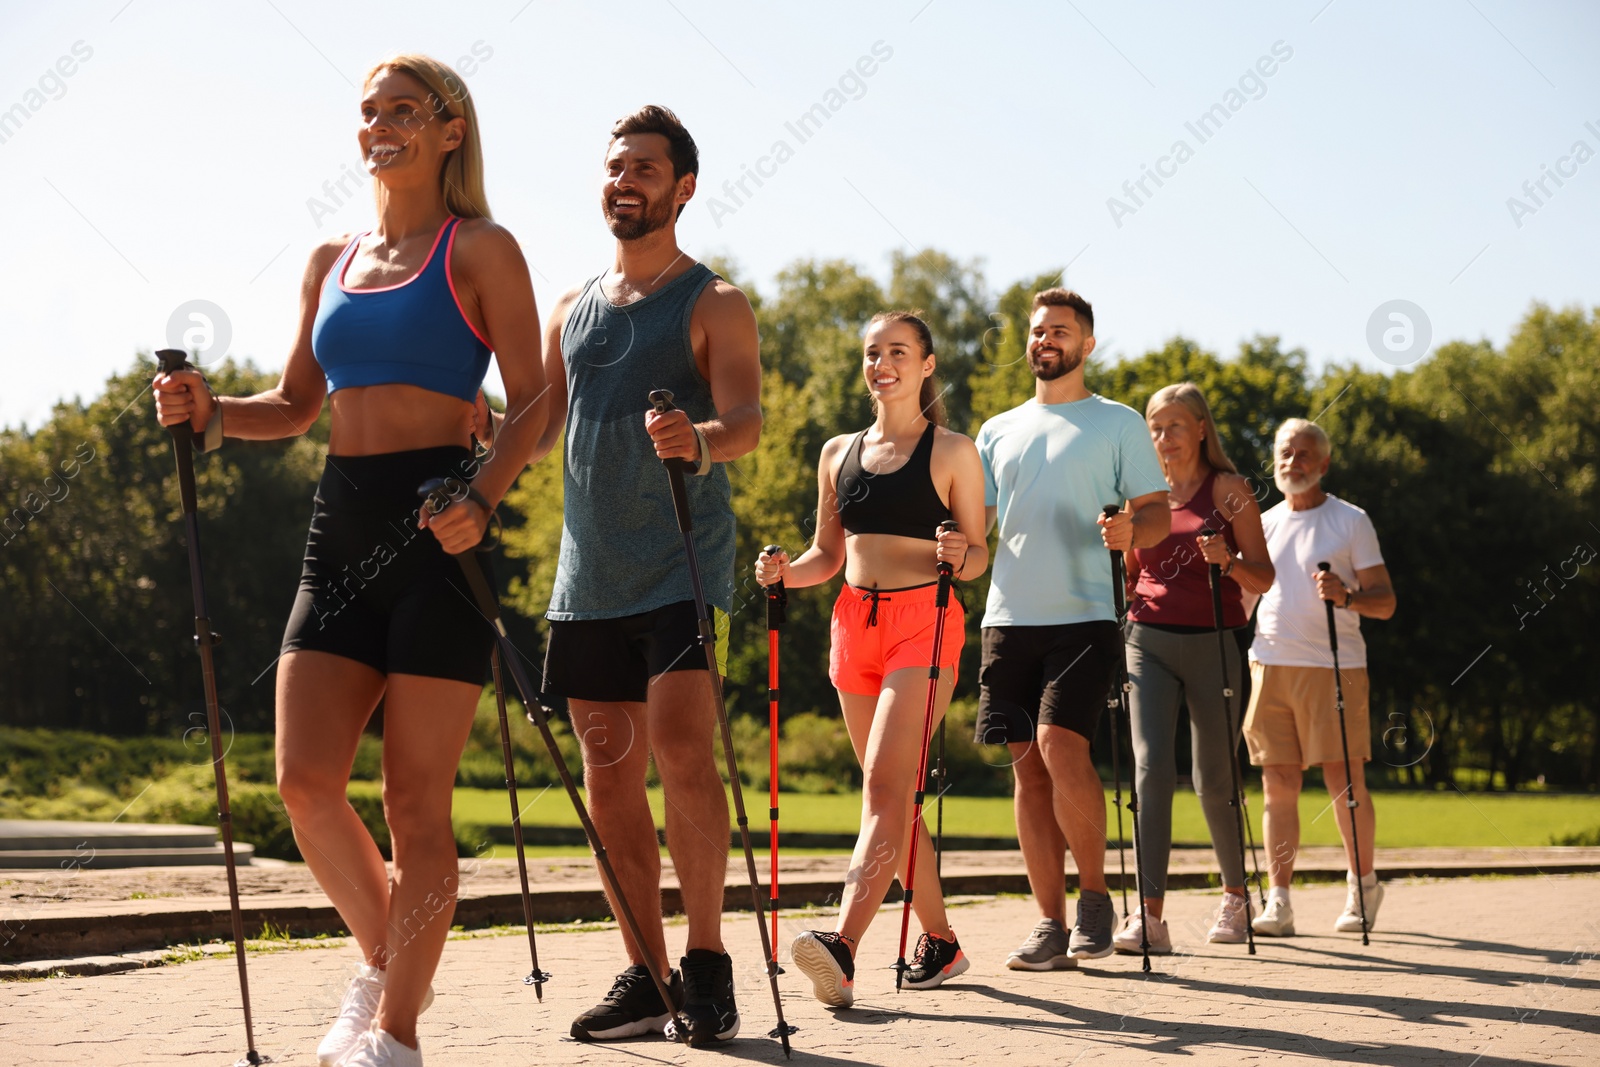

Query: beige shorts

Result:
[1244,661,1371,769]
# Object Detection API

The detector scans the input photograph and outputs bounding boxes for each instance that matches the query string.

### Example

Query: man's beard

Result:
[602,191,675,241]
[1029,342,1084,381]
[1274,469,1320,495]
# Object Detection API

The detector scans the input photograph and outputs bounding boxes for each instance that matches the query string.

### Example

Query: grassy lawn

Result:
[454,786,1600,858]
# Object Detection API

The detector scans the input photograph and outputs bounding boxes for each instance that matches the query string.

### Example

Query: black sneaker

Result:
[666,948,741,1047]
[791,930,856,1007]
[902,930,970,989]
[570,965,682,1042]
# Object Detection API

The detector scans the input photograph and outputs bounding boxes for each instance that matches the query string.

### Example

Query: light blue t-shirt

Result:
[976,394,1168,627]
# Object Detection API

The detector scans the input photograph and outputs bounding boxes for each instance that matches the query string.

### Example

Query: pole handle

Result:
[935,519,958,580]
[647,390,695,533]
[1317,561,1339,654]
[418,479,501,618]
[156,348,200,515]
[761,545,788,628]
[1200,525,1224,586]
[1102,505,1126,618]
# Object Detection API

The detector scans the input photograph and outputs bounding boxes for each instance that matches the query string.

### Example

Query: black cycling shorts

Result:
[280,445,493,686]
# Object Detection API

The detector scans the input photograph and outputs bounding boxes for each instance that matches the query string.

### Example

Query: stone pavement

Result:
[3,874,1597,1065]
[10,846,1598,962]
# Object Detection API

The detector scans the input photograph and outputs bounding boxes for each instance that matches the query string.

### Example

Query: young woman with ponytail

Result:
[754,311,988,1006]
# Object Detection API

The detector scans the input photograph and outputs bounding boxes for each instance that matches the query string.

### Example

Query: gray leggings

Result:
[1125,622,1246,898]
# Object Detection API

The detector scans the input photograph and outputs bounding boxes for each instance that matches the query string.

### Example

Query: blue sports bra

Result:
[310,216,492,403]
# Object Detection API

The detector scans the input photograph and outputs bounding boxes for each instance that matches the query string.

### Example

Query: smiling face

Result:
[359,68,464,188]
[1027,305,1090,380]
[1274,431,1330,494]
[862,320,934,405]
[1147,401,1205,471]
[602,133,691,241]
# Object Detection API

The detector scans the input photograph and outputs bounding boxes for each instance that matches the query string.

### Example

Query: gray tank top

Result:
[548,263,735,620]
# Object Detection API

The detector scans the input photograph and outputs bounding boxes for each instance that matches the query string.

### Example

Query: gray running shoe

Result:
[1005,918,1076,971]
[1068,890,1116,960]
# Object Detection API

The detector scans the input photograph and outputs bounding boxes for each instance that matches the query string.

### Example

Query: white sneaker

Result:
[1252,896,1296,937]
[1335,879,1385,933]
[1112,909,1172,955]
[341,1028,422,1067]
[317,965,434,1067]
[1206,892,1250,944]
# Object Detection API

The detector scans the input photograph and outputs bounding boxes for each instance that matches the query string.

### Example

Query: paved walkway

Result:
[3,874,1596,1065]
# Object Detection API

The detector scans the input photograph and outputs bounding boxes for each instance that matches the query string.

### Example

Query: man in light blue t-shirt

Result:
[974,288,1170,967]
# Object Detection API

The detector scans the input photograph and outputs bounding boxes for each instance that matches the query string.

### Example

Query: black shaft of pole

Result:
[156,349,264,1066]
[1202,531,1255,956]
[1105,505,1150,972]
[647,393,794,1054]
[491,647,546,996]
[419,479,688,1041]
[1319,562,1369,945]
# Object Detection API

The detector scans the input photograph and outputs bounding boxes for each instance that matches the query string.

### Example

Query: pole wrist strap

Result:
[197,381,223,454]
[692,425,712,476]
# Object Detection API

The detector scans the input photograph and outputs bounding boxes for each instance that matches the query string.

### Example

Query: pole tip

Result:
[1317,561,1331,572]
[1102,504,1119,518]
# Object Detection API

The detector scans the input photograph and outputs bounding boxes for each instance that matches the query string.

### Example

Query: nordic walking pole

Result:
[489,646,552,996]
[1200,528,1256,956]
[154,348,269,1067]
[1202,527,1266,911]
[1319,561,1369,945]
[761,545,787,975]
[1102,508,1130,919]
[417,479,691,1045]
[647,391,796,1055]
[1104,505,1151,973]
[893,519,959,992]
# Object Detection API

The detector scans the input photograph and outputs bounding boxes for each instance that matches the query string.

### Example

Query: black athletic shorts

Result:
[544,601,729,704]
[280,446,493,686]
[974,621,1120,744]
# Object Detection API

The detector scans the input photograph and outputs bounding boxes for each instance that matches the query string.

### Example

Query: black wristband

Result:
[464,483,495,514]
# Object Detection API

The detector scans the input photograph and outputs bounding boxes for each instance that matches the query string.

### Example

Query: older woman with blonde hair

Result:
[1113,382,1275,955]
[155,54,545,1066]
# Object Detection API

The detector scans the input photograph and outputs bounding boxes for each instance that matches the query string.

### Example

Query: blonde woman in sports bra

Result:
[755,311,987,1007]
[153,55,545,1066]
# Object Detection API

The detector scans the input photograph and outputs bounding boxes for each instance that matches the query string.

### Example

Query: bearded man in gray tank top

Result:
[527,106,762,1046]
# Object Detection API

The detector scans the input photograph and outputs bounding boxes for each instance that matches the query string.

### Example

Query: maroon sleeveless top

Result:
[1130,469,1246,628]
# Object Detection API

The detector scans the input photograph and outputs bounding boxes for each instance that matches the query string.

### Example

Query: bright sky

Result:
[3,0,1597,429]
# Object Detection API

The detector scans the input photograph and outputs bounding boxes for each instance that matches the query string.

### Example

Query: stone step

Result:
[0,819,219,852]
[0,843,254,870]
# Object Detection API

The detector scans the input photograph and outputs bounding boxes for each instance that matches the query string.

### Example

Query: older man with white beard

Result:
[1243,418,1396,937]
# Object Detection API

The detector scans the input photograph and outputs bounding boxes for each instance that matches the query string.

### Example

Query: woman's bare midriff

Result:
[326,384,476,456]
[843,531,950,590]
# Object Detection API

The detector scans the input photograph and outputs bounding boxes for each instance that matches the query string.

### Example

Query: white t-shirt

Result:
[976,394,1168,627]
[1248,494,1385,668]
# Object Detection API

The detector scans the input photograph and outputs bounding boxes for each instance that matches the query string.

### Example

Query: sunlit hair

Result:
[1146,382,1237,474]
[362,54,490,220]
[866,310,946,427]
[1275,417,1332,460]
[1032,287,1094,335]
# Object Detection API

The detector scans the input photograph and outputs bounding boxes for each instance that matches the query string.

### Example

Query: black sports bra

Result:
[835,423,953,541]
